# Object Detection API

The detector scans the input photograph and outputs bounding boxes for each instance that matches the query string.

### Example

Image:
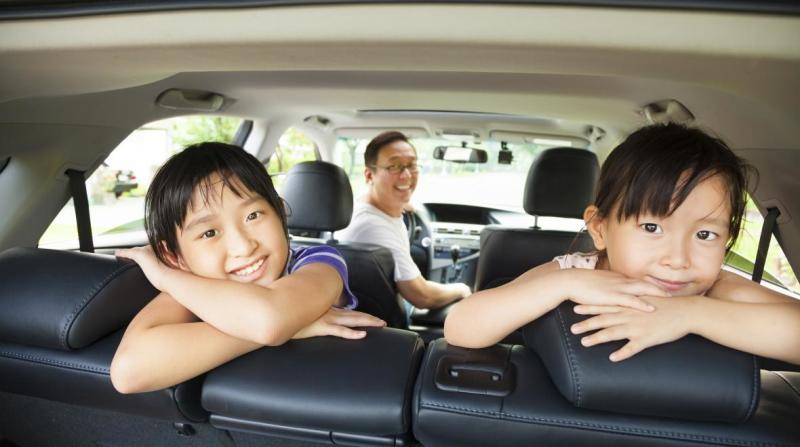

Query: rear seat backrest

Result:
[281,161,407,328]
[475,147,599,291]
[0,247,207,422]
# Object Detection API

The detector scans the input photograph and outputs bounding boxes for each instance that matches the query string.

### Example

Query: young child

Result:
[444,123,800,365]
[110,142,385,393]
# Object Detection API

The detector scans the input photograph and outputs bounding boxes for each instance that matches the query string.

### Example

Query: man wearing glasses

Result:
[339,131,471,312]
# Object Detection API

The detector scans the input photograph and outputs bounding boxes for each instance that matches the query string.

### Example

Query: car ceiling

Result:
[0,3,799,270]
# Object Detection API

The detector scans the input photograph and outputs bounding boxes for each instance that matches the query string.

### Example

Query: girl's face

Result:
[586,174,731,297]
[173,174,289,288]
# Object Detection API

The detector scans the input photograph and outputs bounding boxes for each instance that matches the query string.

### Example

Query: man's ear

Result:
[364,167,374,185]
[583,205,607,251]
[160,241,189,271]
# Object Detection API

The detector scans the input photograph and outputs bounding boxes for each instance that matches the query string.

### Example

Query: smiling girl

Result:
[110,142,384,393]
[444,123,800,365]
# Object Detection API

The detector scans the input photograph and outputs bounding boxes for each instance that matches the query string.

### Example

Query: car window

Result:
[726,197,799,295]
[38,116,243,248]
[265,127,319,191]
[336,136,578,211]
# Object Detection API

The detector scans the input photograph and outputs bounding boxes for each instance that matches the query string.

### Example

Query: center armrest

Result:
[201,327,423,442]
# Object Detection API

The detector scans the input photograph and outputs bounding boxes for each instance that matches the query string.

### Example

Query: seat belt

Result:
[751,207,780,283]
[66,169,94,253]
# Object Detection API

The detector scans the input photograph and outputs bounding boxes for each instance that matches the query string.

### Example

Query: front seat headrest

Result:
[281,161,354,232]
[523,147,599,218]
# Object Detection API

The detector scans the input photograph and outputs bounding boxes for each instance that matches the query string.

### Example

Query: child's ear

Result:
[583,205,607,251]
[160,241,189,271]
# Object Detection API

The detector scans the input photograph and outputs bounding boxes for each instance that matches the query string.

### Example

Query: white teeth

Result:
[233,258,264,276]
[396,185,410,190]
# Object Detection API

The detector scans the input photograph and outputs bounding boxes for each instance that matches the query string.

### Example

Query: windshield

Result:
[336,136,581,212]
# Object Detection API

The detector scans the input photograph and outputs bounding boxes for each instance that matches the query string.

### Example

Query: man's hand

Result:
[116,246,175,292]
[570,295,695,362]
[292,307,386,340]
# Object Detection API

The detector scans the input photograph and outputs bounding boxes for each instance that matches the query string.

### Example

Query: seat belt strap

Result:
[751,207,780,283]
[66,169,94,253]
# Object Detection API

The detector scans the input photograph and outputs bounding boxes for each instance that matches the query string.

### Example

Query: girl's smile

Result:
[175,174,289,288]
[587,174,731,297]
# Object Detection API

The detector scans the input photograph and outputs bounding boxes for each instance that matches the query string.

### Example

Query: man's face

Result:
[173,174,289,288]
[365,139,418,215]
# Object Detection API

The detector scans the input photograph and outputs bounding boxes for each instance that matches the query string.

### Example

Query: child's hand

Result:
[115,246,174,292]
[292,308,386,340]
[563,269,669,313]
[570,295,694,361]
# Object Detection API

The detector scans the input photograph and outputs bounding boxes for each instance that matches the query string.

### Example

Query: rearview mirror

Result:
[433,146,488,163]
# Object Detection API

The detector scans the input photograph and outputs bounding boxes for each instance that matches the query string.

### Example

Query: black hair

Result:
[145,142,288,265]
[593,123,755,251]
[364,131,414,168]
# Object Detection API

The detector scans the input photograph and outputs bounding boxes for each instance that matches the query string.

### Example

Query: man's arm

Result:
[397,276,470,309]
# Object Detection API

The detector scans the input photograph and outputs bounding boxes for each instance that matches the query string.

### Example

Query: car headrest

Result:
[522,300,760,423]
[281,161,354,232]
[0,247,158,351]
[523,147,599,218]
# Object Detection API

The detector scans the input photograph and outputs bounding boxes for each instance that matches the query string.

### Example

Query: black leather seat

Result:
[281,160,408,329]
[413,339,800,447]
[474,147,599,291]
[0,247,210,446]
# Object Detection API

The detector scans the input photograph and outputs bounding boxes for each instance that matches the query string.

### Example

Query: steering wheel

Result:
[403,206,435,278]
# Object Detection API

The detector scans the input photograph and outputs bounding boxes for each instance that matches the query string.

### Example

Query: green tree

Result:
[170,116,242,148]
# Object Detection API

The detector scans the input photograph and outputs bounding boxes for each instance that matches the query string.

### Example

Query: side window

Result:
[39,116,244,248]
[266,127,319,190]
[726,197,799,294]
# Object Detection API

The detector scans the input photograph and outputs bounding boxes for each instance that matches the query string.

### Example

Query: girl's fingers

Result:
[581,325,627,347]
[624,281,671,298]
[573,305,622,315]
[613,295,655,312]
[329,326,367,339]
[610,340,645,362]
[571,313,626,335]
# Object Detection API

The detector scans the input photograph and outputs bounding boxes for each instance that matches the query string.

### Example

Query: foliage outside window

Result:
[727,198,799,294]
[266,127,319,191]
[39,116,242,247]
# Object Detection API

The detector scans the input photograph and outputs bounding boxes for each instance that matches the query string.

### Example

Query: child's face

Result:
[173,174,289,288]
[587,174,731,297]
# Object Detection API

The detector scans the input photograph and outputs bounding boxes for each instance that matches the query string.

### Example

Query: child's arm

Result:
[111,292,384,393]
[444,261,664,348]
[110,292,261,393]
[117,246,345,345]
[573,272,800,364]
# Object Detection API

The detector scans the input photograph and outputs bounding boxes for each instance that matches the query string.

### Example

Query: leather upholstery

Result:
[282,161,354,232]
[475,148,599,291]
[523,300,759,422]
[0,330,207,422]
[202,328,424,443]
[523,147,599,218]
[282,161,407,328]
[0,247,158,350]
[413,339,800,447]
[475,229,594,290]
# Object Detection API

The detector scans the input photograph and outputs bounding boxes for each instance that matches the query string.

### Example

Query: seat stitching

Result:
[419,402,782,447]
[60,263,135,350]
[555,306,581,405]
[0,350,109,374]
[743,355,760,422]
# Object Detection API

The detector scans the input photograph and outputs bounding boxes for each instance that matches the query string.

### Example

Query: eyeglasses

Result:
[371,162,419,175]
